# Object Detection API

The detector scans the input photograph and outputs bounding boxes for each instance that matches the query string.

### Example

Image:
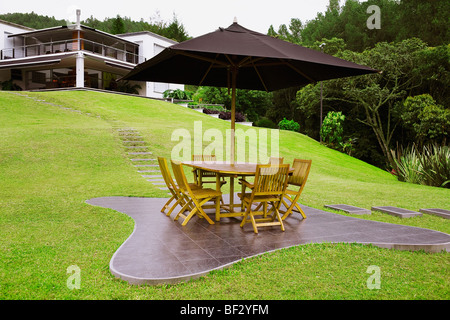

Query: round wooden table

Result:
[182,161,259,218]
[182,161,292,220]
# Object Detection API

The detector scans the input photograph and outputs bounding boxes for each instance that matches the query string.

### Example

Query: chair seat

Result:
[188,183,201,189]
[238,193,281,202]
[191,187,222,199]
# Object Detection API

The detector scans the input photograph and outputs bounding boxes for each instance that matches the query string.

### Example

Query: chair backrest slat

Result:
[171,160,189,192]
[288,159,312,187]
[254,164,290,195]
[158,157,176,190]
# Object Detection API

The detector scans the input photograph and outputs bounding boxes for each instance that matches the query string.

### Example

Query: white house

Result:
[0,10,184,98]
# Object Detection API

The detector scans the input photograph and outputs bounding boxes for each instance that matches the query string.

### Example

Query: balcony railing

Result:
[0,38,144,64]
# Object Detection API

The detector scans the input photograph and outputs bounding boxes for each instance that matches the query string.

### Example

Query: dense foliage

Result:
[268,0,449,51]
[278,118,300,132]
[0,12,189,42]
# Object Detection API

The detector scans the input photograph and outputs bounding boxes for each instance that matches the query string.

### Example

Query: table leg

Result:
[229,176,235,212]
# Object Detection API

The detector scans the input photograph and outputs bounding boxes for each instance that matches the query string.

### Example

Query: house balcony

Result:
[0,38,144,65]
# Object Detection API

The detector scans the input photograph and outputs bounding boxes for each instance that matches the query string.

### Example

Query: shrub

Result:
[278,118,300,132]
[1,79,22,91]
[320,111,345,145]
[393,145,423,184]
[219,111,246,122]
[203,108,220,114]
[255,117,277,129]
[163,89,193,100]
[202,105,226,114]
[420,144,450,188]
[393,144,450,188]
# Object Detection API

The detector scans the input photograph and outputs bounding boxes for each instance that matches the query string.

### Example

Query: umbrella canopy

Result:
[123,21,379,162]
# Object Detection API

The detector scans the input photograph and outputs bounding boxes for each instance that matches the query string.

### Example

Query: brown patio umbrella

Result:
[123,21,379,162]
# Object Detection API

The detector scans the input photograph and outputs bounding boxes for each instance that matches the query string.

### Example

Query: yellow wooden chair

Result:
[239,157,284,210]
[279,159,312,220]
[239,164,290,233]
[192,154,227,188]
[157,157,199,217]
[171,160,222,226]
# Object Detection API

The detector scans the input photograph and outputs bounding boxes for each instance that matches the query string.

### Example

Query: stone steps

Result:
[116,127,169,195]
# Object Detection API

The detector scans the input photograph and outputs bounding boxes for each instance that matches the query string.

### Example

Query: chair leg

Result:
[240,201,251,228]
[174,199,193,221]
[294,202,307,219]
[281,194,306,220]
[181,207,199,226]
[197,198,215,224]
[161,195,175,213]
[166,197,184,217]
[273,202,285,232]
[215,196,221,222]
[183,198,215,225]
[249,212,259,234]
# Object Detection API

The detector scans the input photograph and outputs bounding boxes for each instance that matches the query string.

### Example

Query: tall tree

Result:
[329,39,428,168]
[110,15,125,34]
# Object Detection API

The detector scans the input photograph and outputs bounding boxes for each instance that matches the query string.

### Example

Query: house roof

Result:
[117,31,178,45]
[0,18,34,31]
[8,24,139,47]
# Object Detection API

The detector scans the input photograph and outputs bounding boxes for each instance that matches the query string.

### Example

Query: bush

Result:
[218,111,246,122]
[163,89,193,100]
[393,144,450,188]
[203,108,220,114]
[202,105,226,114]
[420,144,450,188]
[320,111,345,145]
[1,79,22,91]
[278,118,300,132]
[255,117,277,129]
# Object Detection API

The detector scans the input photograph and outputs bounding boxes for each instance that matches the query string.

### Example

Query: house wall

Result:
[0,20,31,54]
[118,32,184,99]
[0,20,32,85]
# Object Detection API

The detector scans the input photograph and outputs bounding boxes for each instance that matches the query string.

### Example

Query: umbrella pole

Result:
[230,67,237,165]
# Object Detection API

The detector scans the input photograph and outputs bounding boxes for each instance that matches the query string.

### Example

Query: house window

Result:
[31,71,47,84]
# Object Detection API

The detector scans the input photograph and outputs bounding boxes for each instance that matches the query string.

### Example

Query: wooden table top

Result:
[182,161,259,175]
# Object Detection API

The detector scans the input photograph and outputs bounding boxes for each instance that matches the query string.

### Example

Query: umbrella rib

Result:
[199,53,220,86]
[239,57,265,67]
[281,59,316,83]
[175,51,229,67]
[252,61,268,92]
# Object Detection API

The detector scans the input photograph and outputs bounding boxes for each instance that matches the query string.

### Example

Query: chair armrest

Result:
[239,178,254,189]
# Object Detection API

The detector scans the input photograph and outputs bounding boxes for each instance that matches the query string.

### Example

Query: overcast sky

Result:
[0,0,338,37]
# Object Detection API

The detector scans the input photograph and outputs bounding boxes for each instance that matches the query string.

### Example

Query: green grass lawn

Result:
[0,90,448,300]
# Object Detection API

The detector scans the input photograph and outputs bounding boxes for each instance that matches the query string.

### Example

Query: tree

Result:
[334,39,428,169]
[110,15,125,34]
[401,94,449,146]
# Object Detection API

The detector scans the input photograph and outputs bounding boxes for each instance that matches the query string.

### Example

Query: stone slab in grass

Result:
[134,164,158,167]
[324,204,371,215]
[371,206,422,218]
[419,208,450,219]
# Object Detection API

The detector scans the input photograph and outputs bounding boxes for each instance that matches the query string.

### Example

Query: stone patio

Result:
[86,194,450,286]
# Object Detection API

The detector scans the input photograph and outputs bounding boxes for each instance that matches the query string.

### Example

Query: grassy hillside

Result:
[0,90,448,300]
